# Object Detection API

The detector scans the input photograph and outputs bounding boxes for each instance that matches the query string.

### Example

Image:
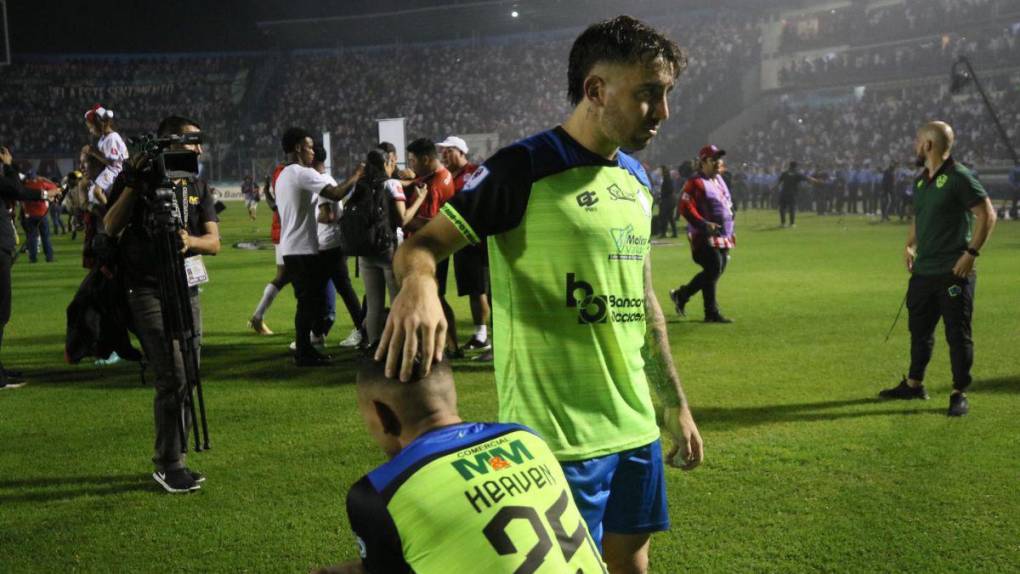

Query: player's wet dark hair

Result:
[281,127,311,155]
[567,15,687,106]
[376,141,397,155]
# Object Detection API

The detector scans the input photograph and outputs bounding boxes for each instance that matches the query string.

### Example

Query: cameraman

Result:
[104,116,220,493]
[1,146,47,388]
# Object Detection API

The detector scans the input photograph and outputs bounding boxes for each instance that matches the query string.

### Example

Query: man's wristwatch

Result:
[966,247,980,257]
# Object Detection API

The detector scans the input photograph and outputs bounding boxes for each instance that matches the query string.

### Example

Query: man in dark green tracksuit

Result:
[879,121,997,416]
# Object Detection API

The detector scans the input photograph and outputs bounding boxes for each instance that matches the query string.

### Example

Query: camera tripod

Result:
[148,183,210,453]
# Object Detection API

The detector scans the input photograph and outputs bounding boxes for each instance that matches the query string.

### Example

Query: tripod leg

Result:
[176,388,189,454]
[193,358,210,450]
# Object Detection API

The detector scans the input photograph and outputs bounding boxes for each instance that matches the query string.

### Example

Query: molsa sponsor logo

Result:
[609,224,649,261]
[451,439,535,480]
[566,273,645,324]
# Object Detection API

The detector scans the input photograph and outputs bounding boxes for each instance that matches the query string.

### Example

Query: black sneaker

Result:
[947,393,969,417]
[704,314,733,324]
[186,468,206,484]
[295,352,333,367]
[463,336,492,351]
[152,469,200,493]
[669,288,688,317]
[447,347,466,360]
[878,377,929,400]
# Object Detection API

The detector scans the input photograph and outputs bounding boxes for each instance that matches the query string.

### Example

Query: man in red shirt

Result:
[438,136,492,356]
[247,163,287,335]
[20,177,58,263]
[405,138,461,356]
[670,145,735,323]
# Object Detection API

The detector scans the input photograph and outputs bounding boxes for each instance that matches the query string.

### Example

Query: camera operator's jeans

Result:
[127,285,202,472]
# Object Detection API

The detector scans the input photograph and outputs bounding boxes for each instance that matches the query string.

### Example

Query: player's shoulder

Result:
[365,422,537,496]
[614,151,652,190]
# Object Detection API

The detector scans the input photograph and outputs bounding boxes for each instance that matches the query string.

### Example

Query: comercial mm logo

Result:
[566,273,645,324]
[451,439,535,480]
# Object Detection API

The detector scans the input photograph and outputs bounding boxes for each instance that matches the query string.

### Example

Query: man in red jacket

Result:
[20,177,58,263]
[670,145,735,323]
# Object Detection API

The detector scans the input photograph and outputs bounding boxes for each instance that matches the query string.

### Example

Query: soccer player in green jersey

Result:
[376,16,703,573]
[879,121,997,416]
[314,360,607,574]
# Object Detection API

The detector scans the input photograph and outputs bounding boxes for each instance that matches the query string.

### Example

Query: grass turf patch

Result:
[1,207,1018,572]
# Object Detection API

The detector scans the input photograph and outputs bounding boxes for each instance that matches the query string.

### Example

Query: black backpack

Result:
[339,177,396,257]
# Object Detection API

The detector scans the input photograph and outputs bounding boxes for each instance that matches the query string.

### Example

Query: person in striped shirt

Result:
[669,145,735,323]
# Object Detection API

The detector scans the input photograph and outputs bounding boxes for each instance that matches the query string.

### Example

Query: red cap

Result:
[84,104,113,121]
[698,145,726,160]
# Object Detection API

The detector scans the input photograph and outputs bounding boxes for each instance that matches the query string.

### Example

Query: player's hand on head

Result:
[375,273,447,382]
[664,405,703,471]
[0,146,12,165]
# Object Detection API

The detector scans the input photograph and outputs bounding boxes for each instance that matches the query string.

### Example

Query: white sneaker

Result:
[289,333,325,352]
[338,329,363,348]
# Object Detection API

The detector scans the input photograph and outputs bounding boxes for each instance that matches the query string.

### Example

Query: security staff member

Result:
[104,116,221,492]
[0,146,47,388]
[879,121,997,417]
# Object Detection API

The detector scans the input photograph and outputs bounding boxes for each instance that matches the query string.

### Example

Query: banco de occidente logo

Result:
[565,273,645,324]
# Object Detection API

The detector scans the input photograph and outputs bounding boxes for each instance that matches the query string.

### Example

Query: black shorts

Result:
[454,244,490,297]
[436,257,450,297]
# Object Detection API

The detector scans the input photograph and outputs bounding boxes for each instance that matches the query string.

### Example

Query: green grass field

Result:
[1,205,1018,573]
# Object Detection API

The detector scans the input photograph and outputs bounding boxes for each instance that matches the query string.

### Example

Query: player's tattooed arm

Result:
[644,255,704,470]
[643,256,686,408]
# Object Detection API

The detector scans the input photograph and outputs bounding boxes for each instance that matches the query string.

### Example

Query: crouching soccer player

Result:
[313,360,607,574]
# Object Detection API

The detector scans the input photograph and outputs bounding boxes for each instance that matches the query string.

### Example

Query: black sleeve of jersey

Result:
[346,476,412,574]
[443,144,532,238]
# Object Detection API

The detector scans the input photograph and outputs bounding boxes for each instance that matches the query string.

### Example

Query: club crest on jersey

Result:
[462,165,489,192]
[936,174,948,189]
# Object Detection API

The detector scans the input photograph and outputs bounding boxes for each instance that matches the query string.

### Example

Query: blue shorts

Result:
[560,440,670,549]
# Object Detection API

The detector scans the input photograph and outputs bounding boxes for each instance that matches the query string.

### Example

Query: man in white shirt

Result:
[275,127,357,366]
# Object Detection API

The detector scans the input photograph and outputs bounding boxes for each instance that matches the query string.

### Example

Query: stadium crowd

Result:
[0,56,251,156]
[779,0,1020,53]
[0,14,761,173]
[743,72,1020,174]
[779,24,1020,88]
